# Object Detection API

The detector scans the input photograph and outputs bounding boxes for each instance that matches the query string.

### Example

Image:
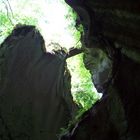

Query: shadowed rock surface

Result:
[0,25,77,140]
[60,0,140,140]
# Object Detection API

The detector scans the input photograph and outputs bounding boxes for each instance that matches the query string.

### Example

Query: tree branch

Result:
[2,0,14,26]
[6,0,14,18]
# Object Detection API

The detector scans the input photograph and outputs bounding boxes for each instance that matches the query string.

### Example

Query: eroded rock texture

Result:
[63,0,140,140]
[0,25,77,140]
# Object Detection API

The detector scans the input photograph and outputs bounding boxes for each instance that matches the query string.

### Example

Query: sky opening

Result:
[8,0,77,49]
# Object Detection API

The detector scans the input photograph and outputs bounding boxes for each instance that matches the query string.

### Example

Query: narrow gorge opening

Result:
[0,0,101,111]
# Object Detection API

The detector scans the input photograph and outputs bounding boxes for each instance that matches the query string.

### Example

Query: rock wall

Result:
[0,25,77,140]
[64,0,140,140]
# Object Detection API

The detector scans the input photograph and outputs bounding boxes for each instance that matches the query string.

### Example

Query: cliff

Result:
[62,0,140,140]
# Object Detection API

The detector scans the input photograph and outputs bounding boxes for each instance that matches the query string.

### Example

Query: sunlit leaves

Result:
[67,53,99,110]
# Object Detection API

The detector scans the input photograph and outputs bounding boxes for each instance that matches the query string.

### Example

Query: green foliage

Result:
[0,0,40,44]
[14,14,38,25]
[0,13,38,44]
[0,12,13,42]
[64,6,84,48]
[67,53,100,111]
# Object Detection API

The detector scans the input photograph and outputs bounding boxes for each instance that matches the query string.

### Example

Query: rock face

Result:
[64,0,140,140]
[0,25,76,140]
